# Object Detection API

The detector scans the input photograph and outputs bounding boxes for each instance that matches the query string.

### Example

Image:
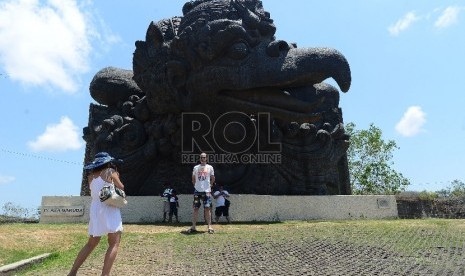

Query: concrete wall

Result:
[40,195,398,224]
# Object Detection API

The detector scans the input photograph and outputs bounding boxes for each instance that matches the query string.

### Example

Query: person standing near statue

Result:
[161,183,173,223]
[188,152,215,234]
[168,190,180,223]
[213,184,231,223]
[68,152,124,276]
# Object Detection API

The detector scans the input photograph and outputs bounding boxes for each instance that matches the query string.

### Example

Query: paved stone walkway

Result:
[21,222,465,276]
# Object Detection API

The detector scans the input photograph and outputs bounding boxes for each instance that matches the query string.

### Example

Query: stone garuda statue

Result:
[82,0,352,196]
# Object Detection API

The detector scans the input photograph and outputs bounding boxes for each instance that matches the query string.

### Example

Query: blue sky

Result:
[1,0,464,212]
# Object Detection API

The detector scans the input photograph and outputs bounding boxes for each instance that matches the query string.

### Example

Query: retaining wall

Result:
[396,196,465,219]
[40,195,398,223]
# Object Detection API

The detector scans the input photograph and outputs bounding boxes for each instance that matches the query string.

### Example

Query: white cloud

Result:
[0,0,110,93]
[0,175,15,185]
[388,11,420,36]
[28,116,83,152]
[395,106,427,137]
[434,6,462,29]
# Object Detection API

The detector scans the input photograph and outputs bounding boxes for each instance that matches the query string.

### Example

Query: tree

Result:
[433,179,465,197]
[448,179,465,197]
[346,122,410,195]
[1,202,39,221]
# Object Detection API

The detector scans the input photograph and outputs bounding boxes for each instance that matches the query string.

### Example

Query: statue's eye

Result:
[227,42,249,60]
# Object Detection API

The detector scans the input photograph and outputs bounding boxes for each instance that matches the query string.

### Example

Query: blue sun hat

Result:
[84,152,122,170]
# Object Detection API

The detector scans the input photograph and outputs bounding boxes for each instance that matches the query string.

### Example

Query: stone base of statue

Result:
[40,195,397,223]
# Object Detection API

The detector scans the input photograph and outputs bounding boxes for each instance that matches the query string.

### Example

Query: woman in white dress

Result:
[68,152,125,276]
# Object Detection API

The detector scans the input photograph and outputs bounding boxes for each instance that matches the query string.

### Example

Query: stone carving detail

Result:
[82,0,352,196]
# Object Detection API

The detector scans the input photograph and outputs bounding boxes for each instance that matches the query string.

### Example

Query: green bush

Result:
[418,190,438,200]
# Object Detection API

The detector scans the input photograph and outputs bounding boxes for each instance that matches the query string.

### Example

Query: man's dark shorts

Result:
[215,206,229,217]
[193,191,212,209]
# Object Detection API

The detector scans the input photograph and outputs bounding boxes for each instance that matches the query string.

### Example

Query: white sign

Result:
[42,206,84,216]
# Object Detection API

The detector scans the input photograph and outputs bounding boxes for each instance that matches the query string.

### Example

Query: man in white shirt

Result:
[188,152,215,234]
[213,185,230,223]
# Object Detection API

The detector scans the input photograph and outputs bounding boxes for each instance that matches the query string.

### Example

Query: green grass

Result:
[0,223,104,271]
[1,219,465,274]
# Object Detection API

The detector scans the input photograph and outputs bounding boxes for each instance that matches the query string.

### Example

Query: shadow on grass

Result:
[127,221,284,227]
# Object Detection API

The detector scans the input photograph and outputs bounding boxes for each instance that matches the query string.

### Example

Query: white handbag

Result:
[99,169,127,208]
[99,183,127,208]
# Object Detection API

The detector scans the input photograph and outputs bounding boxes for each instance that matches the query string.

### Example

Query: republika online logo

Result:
[181,111,282,164]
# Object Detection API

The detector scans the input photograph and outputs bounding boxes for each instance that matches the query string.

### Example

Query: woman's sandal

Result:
[208,228,215,234]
